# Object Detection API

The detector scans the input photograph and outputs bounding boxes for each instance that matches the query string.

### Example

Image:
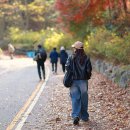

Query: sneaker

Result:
[73,117,79,125]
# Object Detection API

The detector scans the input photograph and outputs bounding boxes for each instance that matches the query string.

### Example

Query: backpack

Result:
[38,49,47,61]
[34,49,47,62]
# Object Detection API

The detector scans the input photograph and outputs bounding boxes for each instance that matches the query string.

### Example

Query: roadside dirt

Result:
[22,64,130,130]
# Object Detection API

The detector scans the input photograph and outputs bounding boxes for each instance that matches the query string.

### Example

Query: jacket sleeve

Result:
[65,56,71,71]
[86,57,92,79]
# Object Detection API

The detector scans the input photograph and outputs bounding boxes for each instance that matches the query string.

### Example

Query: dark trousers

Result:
[37,63,45,79]
[52,62,57,72]
[61,63,65,73]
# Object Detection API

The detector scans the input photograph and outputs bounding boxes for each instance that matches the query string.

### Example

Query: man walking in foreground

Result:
[34,44,47,80]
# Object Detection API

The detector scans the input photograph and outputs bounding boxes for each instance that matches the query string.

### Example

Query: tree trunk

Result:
[24,0,29,30]
[0,16,5,40]
[122,0,127,14]
[108,0,112,17]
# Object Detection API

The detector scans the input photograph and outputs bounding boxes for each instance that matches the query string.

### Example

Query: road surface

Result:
[0,57,41,130]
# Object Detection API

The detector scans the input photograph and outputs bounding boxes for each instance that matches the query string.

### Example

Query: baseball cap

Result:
[72,41,83,49]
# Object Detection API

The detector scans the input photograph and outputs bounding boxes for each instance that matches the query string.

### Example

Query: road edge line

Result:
[6,81,42,130]
[14,66,50,130]
[6,66,50,130]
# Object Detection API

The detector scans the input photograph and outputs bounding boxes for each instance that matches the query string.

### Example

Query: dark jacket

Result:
[60,50,68,64]
[65,55,92,80]
[35,48,47,65]
[49,50,59,63]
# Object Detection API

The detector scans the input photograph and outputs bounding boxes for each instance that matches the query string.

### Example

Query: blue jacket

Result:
[49,50,59,63]
[60,50,68,64]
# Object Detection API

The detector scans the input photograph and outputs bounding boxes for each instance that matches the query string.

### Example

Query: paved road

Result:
[0,57,40,130]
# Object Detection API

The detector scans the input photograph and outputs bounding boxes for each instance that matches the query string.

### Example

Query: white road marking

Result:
[14,66,50,130]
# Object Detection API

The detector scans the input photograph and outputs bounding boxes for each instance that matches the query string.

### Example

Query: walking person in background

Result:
[8,43,15,59]
[59,46,68,73]
[34,44,47,80]
[65,41,92,125]
[49,48,59,74]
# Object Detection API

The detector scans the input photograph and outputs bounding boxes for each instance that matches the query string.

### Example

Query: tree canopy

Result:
[55,0,130,36]
[0,0,55,40]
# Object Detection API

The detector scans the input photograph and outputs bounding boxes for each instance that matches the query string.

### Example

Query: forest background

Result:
[0,0,130,65]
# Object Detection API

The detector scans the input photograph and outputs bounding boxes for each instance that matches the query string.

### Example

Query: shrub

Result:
[9,27,76,51]
[85,27,130,64]
[85,27,113,57]
[44,31,76,52]
[9,27,45,49]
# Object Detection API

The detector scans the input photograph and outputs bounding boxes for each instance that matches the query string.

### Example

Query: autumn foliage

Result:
[55,0,106,23]
[0,0,8,3]
[55,0,128,33]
